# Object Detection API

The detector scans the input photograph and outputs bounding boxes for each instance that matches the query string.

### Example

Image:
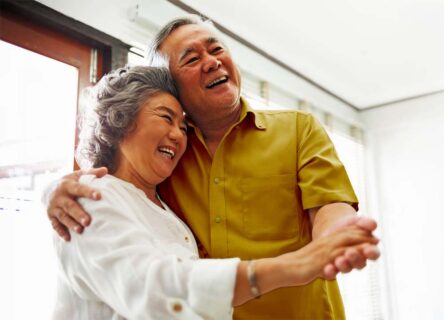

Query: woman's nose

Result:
[169,125,185,141]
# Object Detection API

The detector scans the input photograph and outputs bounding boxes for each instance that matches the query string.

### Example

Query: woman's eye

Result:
[180,126,188,133]
[161,115,173,122]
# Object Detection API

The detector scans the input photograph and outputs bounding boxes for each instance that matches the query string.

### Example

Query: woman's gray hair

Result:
[146,14,224,65]
[76,65,178,172]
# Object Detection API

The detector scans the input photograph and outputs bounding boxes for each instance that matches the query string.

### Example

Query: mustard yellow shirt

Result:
[159,98,358,319]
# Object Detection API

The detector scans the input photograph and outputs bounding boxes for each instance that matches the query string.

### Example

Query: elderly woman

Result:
[53,65,377,320]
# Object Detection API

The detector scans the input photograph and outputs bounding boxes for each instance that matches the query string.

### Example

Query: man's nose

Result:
[202,54,221,72]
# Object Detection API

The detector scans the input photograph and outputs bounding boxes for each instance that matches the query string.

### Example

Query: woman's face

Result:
[117,92,187,186]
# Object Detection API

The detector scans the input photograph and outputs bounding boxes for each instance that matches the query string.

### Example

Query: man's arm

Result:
[44,167,107,240]
[309,203,380,278]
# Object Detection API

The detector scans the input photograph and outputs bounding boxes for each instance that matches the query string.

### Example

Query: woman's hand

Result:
[46,167,107,241]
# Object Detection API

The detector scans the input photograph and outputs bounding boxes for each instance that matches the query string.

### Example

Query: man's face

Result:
[159,24,241,119]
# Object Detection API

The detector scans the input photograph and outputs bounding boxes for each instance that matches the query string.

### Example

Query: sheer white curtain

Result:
[241,72,386,319]
[328,130,385,320]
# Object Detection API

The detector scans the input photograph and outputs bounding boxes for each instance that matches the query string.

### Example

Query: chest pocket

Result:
[240,173,300,240]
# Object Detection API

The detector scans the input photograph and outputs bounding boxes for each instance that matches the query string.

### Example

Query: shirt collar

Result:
[239,97,267,130]
[185,96,267,131]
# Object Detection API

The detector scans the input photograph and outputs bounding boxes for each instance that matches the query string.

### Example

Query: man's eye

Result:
[186,57,198,64]
[212,46,223,54]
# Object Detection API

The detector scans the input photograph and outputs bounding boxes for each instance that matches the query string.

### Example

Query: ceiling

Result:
[174,0,444,109]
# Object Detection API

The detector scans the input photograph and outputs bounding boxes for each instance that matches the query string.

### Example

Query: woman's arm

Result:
[232,225,379,306]
[56,177,238,320]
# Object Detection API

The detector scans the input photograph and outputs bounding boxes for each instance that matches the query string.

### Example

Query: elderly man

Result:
[47,15,379,319]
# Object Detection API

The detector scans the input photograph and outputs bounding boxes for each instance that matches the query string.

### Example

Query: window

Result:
[329,130,384,320]
[0,10,105,319]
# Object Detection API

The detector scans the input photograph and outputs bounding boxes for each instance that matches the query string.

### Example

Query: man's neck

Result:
[192,101,242,157]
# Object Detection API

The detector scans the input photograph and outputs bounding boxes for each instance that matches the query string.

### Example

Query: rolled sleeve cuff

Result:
[188,257,240,320]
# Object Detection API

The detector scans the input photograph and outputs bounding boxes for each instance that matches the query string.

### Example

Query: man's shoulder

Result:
[249,108,314,127]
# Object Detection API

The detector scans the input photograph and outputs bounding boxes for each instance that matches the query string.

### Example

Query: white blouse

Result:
[52,175,239,320]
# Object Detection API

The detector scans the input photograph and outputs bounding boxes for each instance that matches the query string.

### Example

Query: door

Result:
[0,10,105,319]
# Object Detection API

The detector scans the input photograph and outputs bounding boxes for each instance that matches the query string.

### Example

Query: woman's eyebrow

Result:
[155,106,176,117]
[156,106,186,125]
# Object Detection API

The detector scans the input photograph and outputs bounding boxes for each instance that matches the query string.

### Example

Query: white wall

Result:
[361,93,444,320]
[36,0,361,127]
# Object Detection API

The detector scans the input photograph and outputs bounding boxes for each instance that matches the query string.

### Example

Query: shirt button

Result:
[172,302,182,313]
[214,177,220,184]
[215,216,221,223]
[184,236,189,242]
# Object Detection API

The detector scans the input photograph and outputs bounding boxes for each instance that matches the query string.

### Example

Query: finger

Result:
[337,228,378,247]
[50,217,71,241]
[59,197,92,227]
[56,209,84,234]
[356,216,377,232]
[335,256,353,273]
[83,167,108,178]
[62,179,101,200]
[363,244,381,260]
[323,263,339,280]
[345,248,367,269]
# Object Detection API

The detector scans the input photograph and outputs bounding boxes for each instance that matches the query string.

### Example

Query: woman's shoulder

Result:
[80,174,136,194]
[78,174,140,208]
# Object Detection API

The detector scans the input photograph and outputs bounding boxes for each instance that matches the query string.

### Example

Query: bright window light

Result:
[0,40,79,320]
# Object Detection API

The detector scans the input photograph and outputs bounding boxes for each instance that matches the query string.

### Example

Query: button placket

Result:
[209,143,228,257]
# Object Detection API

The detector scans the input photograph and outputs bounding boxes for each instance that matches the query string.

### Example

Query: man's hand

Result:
[309,203,380,278]
[322,215,380,278]
[47,167,108,241]
[278,225,379,286]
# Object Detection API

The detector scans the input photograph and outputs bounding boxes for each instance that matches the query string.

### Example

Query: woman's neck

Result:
[112,160,164,209]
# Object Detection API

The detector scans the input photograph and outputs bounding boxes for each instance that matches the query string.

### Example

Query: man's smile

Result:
[206,75,229,89]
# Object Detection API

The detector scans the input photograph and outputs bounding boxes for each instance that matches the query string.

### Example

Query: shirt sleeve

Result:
[40,178,58,207]
[54,180,239,320]
[296,112,359,210]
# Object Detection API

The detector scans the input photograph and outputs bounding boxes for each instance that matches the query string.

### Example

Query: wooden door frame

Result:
[1,0,130,171]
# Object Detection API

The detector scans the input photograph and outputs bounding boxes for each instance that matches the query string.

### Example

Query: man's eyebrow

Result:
[207,37,220,45]
[178,37,222,62]
[178,47,195,62]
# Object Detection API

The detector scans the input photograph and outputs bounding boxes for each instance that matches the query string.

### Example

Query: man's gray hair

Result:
[146,14,223,65]
[76,65,178,172]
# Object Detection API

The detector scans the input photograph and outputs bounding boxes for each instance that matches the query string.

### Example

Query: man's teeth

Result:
[207,76,228,88]
[158,147,175,159]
